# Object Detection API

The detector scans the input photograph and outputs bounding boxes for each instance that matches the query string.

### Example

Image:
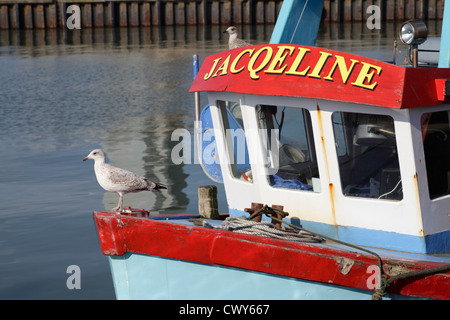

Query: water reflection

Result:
[0,21,442,55]
[0,24,277,56]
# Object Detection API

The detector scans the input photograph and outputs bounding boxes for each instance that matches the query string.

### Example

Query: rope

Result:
[205,217,323,243]
[372,264,450,300]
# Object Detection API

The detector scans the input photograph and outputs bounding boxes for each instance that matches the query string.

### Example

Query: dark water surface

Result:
[0,21,442,299]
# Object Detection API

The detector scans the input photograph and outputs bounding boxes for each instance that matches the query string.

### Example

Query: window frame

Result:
[216,99,252,182]
[420,110,450,200]
[331,111,403,201]
[255,104,321,192]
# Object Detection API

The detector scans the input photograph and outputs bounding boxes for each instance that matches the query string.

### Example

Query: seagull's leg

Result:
[112,193,123,212]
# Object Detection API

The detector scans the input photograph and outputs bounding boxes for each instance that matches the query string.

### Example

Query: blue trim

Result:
[426,230,450,253]
[199,105,223,183]
[228,209,450,254]
[270,0,324,46]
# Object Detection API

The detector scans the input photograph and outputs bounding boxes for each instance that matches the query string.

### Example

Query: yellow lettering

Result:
[285,47,311,76]
[323,55,359,84]
[248,46,273,80]
[247,47,273,80]
[307,51,333,79]
[230,48,255,74]
[265,45,295,74]
[212,55,231,77]
[351,62,382,90]
[204,57,222,80]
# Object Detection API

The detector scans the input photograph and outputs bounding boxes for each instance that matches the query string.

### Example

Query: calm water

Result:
[0,21,442,299]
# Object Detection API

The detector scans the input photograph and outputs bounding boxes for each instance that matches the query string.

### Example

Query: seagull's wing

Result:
[106,165,148,190]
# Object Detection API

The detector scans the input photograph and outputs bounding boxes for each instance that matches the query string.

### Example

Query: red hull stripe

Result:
[93,211,450,299]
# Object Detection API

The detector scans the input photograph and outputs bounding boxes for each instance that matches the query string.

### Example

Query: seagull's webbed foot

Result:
[111,205,122,214]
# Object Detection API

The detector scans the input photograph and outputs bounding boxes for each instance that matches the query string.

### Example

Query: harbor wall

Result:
[0,0,446,30]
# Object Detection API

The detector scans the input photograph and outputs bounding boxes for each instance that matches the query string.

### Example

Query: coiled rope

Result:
[204,216,323,243]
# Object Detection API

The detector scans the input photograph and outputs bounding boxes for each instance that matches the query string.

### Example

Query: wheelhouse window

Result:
[332,112,403,200]
[256,105,320,192]
[217,100,252,182]
[421,111,450,199]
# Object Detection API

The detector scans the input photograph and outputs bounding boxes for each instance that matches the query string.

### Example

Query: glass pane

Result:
[217,100,252,182]
[332,112,403,200]
[421,111,450,199]
[256,105,320,192]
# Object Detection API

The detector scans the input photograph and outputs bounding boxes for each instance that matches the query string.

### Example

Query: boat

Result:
[93,0,450,300]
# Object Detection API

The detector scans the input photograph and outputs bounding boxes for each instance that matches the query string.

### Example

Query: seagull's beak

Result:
[83,156,90,162]
[223,30,228,34]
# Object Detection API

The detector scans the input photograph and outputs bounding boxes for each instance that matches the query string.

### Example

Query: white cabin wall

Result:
[392,109,425,236]
[207,92,433,237]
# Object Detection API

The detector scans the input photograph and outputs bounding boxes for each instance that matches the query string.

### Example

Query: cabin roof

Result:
[189,44,450,109]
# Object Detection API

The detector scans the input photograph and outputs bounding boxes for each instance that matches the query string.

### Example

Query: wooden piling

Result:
[140,2,150,26]
[0,0,445,30]
[0,5,8,29]
[23,4,33,29]
[128,2,139,27]
[120,2,127,26]
[151,1,161,25]
[165,1,173,25]
[9,4,18,29]
[81,3,92,28]
[175,1,185,25]
[186,1,195,25]
[104,2,114,27]
[45,4,56,28]
[93,3,104,28]
[33,4,44,29]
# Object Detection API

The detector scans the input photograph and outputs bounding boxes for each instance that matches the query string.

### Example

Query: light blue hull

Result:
[108,252,408,300]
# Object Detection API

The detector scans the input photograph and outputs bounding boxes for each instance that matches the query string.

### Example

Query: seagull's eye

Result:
[93,152,97,155]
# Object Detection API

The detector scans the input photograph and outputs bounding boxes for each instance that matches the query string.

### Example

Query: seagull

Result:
[223,26,251,49]
[83,149,167,212]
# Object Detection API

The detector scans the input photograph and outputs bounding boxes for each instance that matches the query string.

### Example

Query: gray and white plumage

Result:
[223,26,250,49]
[83,149,167,212]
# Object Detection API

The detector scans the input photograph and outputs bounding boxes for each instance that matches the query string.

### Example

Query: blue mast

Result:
[438,0,450,68]
[270,0,324,46]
